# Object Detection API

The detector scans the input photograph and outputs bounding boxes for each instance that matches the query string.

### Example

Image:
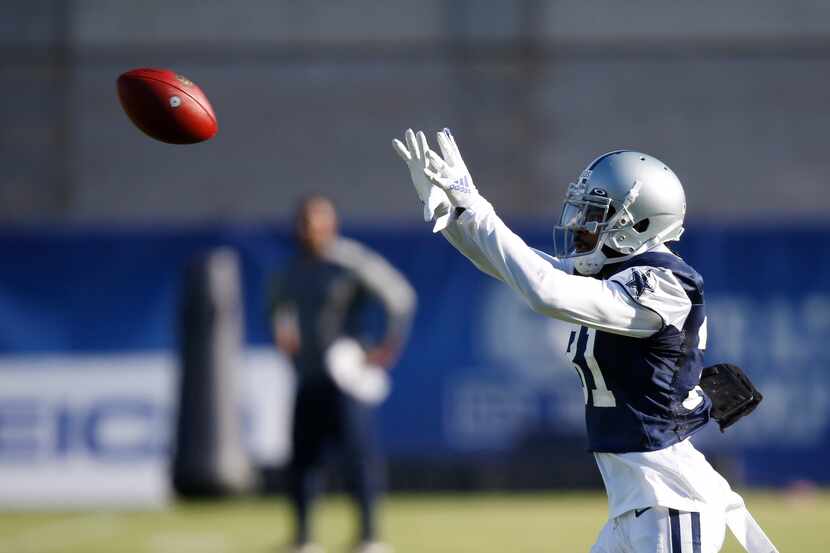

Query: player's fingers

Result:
[416,131,430,167]
[443,127,458,149]
[392,138,411,161]
[405,128,420,159]
[436,131,456,168]
[444,128,461,160]
[423,167,446,189]
[426,149,449,174]
[442,127,463,162]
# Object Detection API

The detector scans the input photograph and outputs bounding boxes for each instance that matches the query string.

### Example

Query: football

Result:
[117,68,218,144]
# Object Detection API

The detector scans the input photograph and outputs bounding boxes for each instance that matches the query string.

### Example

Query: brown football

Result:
[117,68,218,144]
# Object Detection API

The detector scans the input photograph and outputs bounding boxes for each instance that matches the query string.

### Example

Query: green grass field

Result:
[0,491,824,552]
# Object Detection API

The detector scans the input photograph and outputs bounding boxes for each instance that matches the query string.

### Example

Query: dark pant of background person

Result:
[289,376,381,545]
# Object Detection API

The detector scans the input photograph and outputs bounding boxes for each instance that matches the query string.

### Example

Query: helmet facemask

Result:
[553,180,643,275]
[553,195,611,258]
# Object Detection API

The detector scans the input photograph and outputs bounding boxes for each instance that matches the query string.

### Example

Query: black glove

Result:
[699,363,763,432]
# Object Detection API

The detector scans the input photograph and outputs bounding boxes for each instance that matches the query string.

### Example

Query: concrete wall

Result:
[3,1,830,223]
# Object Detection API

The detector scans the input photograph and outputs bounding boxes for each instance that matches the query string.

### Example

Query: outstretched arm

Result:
[393,128,529,282]
[416,128,667,338]
[450,198,663,336]
[440,211,505,281]
[440,211,572,282]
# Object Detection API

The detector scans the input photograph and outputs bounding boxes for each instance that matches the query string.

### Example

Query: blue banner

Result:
[1,222,829,486]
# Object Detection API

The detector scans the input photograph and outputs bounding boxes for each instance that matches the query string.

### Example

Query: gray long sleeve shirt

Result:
[270,237,416,381]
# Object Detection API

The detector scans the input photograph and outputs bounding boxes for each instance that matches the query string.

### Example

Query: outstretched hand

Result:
[423,128,481,209]
[393,129,452,232]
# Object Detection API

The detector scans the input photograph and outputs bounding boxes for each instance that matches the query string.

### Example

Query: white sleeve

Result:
[441,213,573,282]
[440,212,505,281]
[530,247,575,273]
[607,266,692,331]
[452,197,664,337]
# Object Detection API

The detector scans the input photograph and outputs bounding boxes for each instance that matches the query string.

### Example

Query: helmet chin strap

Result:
[573,220,685,276]
[573,248,608,276]
[573,243,641,276]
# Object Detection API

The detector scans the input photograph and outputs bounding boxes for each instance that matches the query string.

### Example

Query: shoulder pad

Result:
[608,266,692,330]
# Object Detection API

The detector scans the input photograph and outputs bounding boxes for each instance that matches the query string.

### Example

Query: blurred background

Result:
[2,1,830,551]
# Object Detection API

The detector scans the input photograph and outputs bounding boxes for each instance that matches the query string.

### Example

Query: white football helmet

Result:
[553,150,686,275]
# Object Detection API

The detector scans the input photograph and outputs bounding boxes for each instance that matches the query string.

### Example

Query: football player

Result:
[393,128,778,553]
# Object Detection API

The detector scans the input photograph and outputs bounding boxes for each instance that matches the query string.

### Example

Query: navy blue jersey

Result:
[567,251,711,453]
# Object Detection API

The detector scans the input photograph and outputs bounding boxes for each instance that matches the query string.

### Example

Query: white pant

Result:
[590,506,726,553]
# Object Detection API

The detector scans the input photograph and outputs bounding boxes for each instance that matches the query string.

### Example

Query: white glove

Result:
[392,128,452,232]
[423,128,481,210]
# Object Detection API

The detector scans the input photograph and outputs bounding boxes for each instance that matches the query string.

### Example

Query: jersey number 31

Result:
[567,326,616,408]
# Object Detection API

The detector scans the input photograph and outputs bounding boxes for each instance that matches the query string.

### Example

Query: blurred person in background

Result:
[270,195,416,553]
[394,129,777,553]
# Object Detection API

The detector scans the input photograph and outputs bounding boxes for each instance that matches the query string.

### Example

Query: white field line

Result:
[0,513,122,553]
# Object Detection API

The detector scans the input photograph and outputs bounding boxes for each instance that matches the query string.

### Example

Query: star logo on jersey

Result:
[625,269,656,298]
